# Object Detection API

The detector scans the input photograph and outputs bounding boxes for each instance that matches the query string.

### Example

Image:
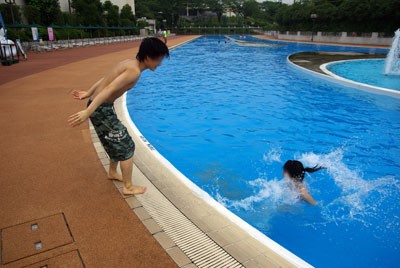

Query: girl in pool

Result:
[283,160,324,206]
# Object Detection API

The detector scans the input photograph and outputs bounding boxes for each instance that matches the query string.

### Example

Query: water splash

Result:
[216,148,400,230]
[216,177,300,211]
[299,149,400,228]
[262,147,283,163]
[384,29,400,75]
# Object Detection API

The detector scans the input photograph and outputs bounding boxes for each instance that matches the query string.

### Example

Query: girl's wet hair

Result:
[136,37,170,62]
[283,160,324,182]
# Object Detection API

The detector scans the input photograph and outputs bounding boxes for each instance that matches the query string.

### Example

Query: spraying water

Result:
[215,148,400,229]
[384,29,400,75]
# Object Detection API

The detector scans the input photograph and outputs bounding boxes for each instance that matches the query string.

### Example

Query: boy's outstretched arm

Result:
[300,187,317,206]
[72,78,104,100]
[68,70,138,127]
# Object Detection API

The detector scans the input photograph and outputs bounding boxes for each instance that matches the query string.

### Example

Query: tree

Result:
[103,0,119,26]
[243,0,260,19]
[206,0,224,22]
[120,4,136,26]
[61,11,78,26]
[71,0,103,26]
[156,0,187,27]
[135,0,158,19]
[22,5,41,24]
[260,1,281,23]
[0,3,21,24]
[158,0,400,33]
[25,0,62,25]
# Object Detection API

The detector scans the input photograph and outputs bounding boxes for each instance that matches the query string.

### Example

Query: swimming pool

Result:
[326,59,400,90]
[126,36,400,268]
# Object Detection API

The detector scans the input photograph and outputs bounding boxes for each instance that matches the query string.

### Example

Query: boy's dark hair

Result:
[136,37,169,62]
[283,160,324,182]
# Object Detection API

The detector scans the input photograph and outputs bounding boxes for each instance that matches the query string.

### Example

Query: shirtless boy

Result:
[69,37,169,195]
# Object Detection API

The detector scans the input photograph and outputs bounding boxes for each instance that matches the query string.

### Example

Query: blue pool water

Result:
[126,36,400,267]
[327,59,400,90]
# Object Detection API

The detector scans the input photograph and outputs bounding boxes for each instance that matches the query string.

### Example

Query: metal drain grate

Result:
[135,186,244,268]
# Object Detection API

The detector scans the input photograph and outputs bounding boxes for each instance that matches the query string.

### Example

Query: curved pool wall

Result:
[323,59,400,90]
[119,36,313,268]
[126,36,400,267]
[320,59,400,95]
[289,58,400,99]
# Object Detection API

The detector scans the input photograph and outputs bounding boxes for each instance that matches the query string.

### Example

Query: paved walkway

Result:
[0,35,198,268]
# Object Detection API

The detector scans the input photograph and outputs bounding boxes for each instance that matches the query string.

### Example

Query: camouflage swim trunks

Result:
[87,99,135,162]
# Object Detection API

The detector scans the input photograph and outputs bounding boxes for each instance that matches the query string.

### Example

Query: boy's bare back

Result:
[92,59,141,103]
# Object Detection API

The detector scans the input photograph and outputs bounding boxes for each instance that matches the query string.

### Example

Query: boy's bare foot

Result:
[108,171,123,182]
[122,185,147,195]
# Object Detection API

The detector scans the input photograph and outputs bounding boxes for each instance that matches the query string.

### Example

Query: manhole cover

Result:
[1,213,74,264]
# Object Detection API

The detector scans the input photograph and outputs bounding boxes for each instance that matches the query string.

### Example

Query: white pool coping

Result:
[118,37,314,267]
[287,55,400,99]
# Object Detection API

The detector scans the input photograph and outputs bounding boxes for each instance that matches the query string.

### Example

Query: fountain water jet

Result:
[384,29,400,75]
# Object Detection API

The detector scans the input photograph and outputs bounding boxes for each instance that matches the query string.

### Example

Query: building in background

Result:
[137,17,156,35]
[12,0,25,6]
[269,0,295,4]
[279,0,295,4]
[102,0,135,14]
[223,8,236,17]
[58,0,72,13]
